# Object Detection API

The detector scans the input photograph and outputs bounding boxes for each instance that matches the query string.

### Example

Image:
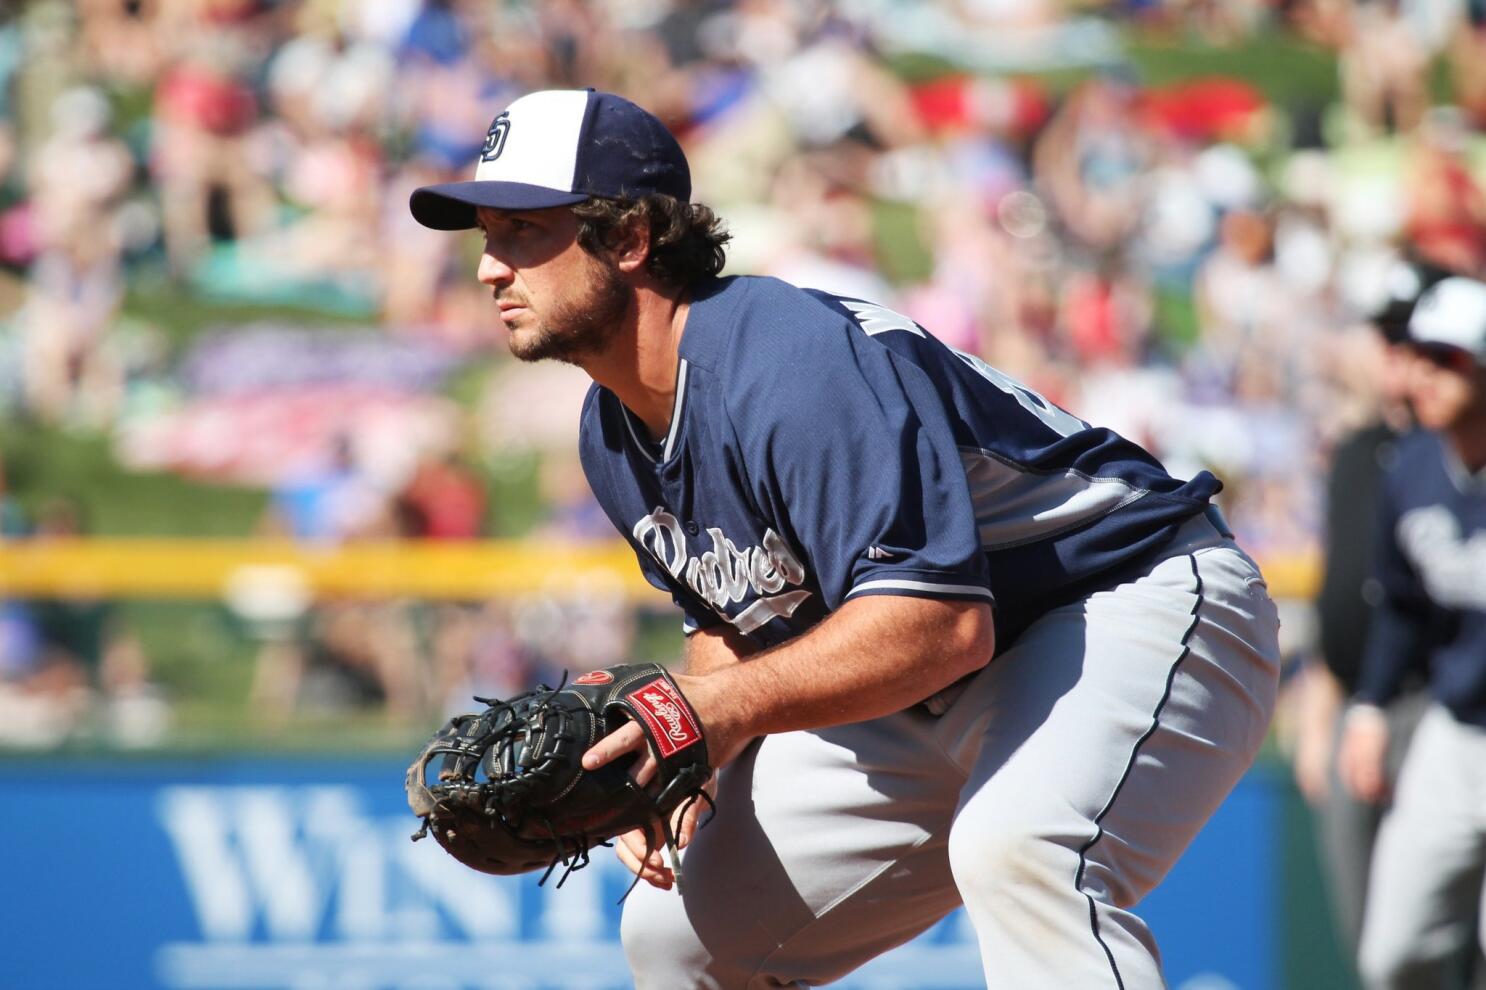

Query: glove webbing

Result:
[408,685,566,842]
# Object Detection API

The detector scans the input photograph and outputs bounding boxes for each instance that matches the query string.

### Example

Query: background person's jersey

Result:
[1357,429,1486,725]
[578,276,1220,650]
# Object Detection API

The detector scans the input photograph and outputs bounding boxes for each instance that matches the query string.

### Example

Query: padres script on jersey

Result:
[578,276,1220,650]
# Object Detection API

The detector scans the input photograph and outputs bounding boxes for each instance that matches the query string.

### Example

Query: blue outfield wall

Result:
[0,757,1280,990]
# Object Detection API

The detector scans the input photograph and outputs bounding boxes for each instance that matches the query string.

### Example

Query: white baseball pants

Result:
[621,514,1280,988]
[1358,704,1486,989]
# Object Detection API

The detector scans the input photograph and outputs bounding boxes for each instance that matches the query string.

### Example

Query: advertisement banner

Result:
[0,758,1277,990]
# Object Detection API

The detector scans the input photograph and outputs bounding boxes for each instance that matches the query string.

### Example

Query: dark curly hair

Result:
[571,194,729,288]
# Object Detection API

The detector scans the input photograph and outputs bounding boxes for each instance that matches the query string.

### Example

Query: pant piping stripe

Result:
[1073,553,1204,990]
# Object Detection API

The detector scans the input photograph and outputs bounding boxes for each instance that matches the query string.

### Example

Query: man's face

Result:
[475,206,630,364]
[1377,340,1414,407]
[1405,343,1485,430]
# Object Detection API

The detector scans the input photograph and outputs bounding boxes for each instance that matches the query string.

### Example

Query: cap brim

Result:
[409,181,588,230]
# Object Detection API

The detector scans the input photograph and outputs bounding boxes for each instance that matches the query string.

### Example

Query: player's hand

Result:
[583,670,751,891]
[1293,722,1332,807]
[614,822,673,889]
[1292,665,1342,806]
[1337,706,1390,804]
[582,671,754,777]
[585,719,660,787]
[613,777,715,890]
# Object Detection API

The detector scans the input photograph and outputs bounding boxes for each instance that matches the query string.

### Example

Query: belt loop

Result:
[1203,503,1234,539]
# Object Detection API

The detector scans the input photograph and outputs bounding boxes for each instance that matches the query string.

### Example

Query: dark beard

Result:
[507,257,631,365]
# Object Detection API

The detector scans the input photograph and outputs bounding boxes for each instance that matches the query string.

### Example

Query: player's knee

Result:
[947,811,1068,907]
[947,798,1148,914]
[620,884,710,988]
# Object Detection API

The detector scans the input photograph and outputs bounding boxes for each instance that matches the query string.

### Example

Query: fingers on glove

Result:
[616,825,672,889]
[675,795,702,850]
[583,721,659,786]
[673,773,716,850]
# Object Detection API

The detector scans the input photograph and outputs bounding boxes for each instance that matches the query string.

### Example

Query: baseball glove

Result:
[406,662,712,892]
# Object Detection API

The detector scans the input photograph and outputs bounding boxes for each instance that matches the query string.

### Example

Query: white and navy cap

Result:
[1407,276,1486,361]
[410,89,691,231]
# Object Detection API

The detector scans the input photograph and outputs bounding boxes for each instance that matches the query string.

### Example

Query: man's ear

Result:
[611,215,652,275]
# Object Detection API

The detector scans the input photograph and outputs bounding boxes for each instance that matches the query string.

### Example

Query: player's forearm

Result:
[682,624,758,675]
[698,596,994,739]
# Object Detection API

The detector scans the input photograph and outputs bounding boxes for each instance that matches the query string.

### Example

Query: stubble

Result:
[506,256,631,366]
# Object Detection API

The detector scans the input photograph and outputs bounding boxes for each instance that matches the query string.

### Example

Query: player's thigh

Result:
[621,711,965,989]
[1359,706,1486,983]
[942,543,1279,907]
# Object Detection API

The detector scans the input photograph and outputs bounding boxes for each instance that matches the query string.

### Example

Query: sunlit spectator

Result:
[1337,0,1429,137]
[1448,3,1486,129]
[18,87,133,425]
[151,33,274,276]
[1033,77,1149,251]
[1402,110,1486,278]
[260,433,390,545]
[250,599,424,719]
[396,449,487,540]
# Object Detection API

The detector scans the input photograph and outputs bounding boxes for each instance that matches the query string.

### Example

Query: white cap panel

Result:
[473,89,590,192]
[1410,276,1486,356]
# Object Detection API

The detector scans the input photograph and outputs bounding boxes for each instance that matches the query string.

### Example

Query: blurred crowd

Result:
[0,1,1481,750]
[0,476,167,747]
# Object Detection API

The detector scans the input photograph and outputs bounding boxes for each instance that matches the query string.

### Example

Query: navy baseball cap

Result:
[1407,276,1486,362]
[409,89,691,231]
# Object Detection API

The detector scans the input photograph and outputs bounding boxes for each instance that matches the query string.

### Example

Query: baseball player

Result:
[1295,267,1431,957]
[410,88,1280,988]
[1338,275,1486,990]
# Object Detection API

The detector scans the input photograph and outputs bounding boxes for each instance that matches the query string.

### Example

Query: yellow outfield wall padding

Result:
[0,539,665,601]
[0,539,1320,602]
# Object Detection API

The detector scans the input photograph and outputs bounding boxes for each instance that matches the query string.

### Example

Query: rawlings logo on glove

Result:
[405,663,712,893]
[628,681,702,756]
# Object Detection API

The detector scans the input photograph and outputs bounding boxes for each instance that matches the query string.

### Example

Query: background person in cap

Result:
[411,88,1280,987]
[1292,260,1437,966]
[1339,275,1486,989]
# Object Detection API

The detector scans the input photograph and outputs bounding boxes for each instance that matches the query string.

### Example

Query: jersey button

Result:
[684,521,700,535]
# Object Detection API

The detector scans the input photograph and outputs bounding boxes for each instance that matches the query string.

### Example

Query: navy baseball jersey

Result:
[578,276,1221,649]
[1357,429,1486,725]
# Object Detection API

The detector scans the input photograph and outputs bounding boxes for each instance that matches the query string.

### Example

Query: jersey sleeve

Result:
[732,326,992,612]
